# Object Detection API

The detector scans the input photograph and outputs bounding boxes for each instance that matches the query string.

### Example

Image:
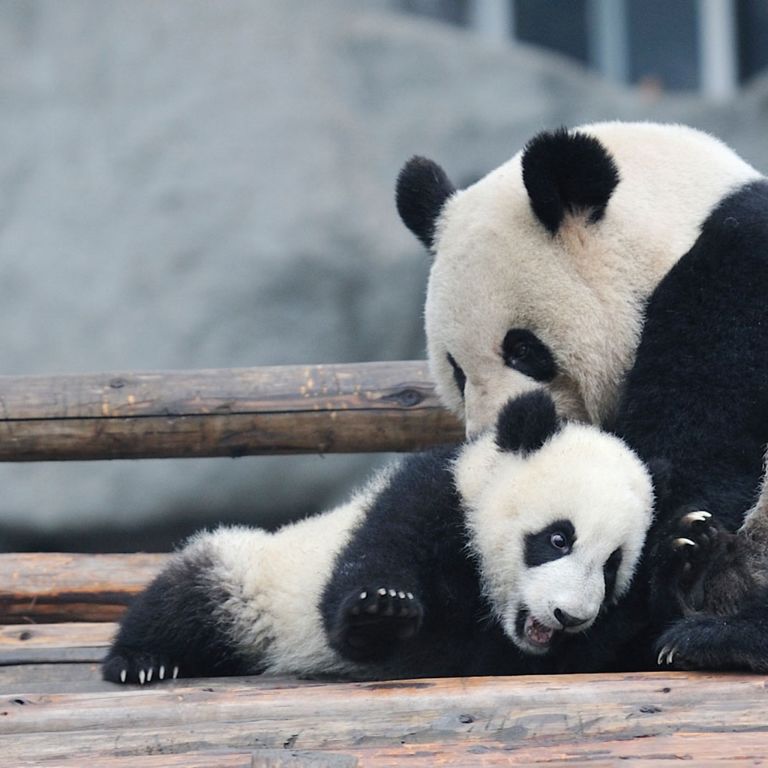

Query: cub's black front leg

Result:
[103,550,248,685]
[324,583,425,662]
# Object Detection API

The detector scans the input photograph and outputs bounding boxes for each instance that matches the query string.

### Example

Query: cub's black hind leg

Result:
[326,585,424,662]
[103,549,249,685]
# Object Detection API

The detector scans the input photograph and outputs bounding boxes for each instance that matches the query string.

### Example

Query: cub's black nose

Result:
[554,608,589,629]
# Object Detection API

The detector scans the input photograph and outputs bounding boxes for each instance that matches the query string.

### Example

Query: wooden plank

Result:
[0,553,166,623]
[0,671,766,762]
[0,362,463,460]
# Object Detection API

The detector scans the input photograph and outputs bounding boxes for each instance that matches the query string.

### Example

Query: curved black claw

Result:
[329,586,424,662]
[103,649,180,685]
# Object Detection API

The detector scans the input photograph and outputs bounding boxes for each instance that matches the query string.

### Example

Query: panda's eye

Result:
[446,353,466,397]
[525,520,575,567]
[549,531,570,552]
[502,329,557,382]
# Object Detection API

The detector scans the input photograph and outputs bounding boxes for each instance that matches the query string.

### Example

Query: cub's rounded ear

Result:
[495,390,559,455]
[522,128,619,235]
[396,156,456,252]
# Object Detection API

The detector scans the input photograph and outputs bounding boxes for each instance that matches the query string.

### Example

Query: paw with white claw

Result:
[656,644,677,666]
[102,650,180,685]
[329,585,424,662]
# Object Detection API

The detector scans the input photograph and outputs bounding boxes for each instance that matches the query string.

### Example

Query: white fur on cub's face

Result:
[428,121,761,434]
[455,420,654,654]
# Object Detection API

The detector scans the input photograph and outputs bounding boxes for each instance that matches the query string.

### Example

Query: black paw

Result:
[655,614,761,672]
[330,586,424,662]
[102,649,180,685]
[652,509,728,613]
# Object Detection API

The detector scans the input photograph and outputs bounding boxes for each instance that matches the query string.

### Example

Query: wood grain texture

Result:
[0,672,767,764]
[0,553,167,623]
[0,362,463,460]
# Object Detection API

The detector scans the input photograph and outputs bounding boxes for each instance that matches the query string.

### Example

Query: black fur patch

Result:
[521,128,620,235]
[502,329,557,382]
[602,547,623,602]
[396,156,456,250]
[495,390,559,454]
[524,520,575,567]
[446,353,466,397]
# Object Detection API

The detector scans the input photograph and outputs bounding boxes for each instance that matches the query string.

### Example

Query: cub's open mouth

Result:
[524,613,555,647]
[513,608,559,652]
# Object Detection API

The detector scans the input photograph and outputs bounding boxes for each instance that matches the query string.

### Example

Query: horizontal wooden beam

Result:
[0,361,463,461]
[0,553,167,624]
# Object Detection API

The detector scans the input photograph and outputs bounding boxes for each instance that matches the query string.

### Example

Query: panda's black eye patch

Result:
[446,353,466,398]
[502,329,557,382]
[525,520,575,567]
[603,547,623,601]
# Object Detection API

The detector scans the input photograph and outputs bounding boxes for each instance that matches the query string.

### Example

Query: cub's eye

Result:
[549,532,570,552]
[501,329,557,382]
[446,353,466,397]
[507,340,530,361]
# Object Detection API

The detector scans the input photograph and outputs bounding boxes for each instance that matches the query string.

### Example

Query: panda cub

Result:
[103,392,653,684]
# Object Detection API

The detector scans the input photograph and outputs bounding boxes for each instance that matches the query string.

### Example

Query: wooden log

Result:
[0,672,767,763]
[0,553,166,624]
[0,362,463,461]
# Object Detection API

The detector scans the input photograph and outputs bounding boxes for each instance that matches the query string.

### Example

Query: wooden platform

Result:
[0,548,766,764]
[0,622,767,767]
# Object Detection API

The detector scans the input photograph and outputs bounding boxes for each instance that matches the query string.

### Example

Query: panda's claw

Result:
[657,645,676,666]
[159,665,165,680]
[682,510,712,524]
[139,669,146,685]
[120,669,127,684]
[172,666,179,679]
[377,588,387,597]
[673,537,697,549]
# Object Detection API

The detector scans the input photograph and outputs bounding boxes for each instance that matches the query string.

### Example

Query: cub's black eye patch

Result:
[525,520,575,568]
[603,547,623,601]
[446,353,466,397]
[502,329,557,382]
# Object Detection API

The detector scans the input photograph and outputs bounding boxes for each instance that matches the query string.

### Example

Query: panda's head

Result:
[397,122,759,434]
[454,390,654,655]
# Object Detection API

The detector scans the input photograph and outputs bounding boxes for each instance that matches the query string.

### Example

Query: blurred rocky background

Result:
[1,0,767,551]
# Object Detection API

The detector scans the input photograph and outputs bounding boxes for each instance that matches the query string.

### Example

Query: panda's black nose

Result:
[554,608,589,629]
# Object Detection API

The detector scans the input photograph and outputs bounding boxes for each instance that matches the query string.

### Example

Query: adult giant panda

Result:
[103,392,654,684]
[396,121,762,435]
[397,122,768,672]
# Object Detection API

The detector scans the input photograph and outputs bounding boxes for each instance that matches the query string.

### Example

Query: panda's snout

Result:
[553,607,590,630]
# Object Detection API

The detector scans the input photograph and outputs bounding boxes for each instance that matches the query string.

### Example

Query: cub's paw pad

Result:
[333,587,424,661]
[102,650,179,685]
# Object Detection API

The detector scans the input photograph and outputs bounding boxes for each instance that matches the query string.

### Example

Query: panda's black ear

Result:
[495,390,560,455]
[396,156,456,251]
[522,128,620,236]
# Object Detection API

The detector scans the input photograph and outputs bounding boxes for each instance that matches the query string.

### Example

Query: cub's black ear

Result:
[521,128,620,235]
[396,156,456,251]
[496,390,559,455]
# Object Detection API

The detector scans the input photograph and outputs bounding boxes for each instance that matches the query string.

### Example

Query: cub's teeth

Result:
[673,537,697,548]
[683,511,712,524]
[120,669,127,683]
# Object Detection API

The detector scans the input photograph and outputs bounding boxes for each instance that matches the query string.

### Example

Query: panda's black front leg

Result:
[327,584,425,662]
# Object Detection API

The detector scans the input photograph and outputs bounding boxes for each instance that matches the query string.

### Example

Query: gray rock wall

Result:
[1,0,766,548]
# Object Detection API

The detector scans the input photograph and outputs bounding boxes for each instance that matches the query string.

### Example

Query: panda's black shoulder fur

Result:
[604,179,768,670]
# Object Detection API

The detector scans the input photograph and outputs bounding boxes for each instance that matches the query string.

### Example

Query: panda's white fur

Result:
[103,396,653,683]
[422,122,761,433]
[456,420,653,654]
